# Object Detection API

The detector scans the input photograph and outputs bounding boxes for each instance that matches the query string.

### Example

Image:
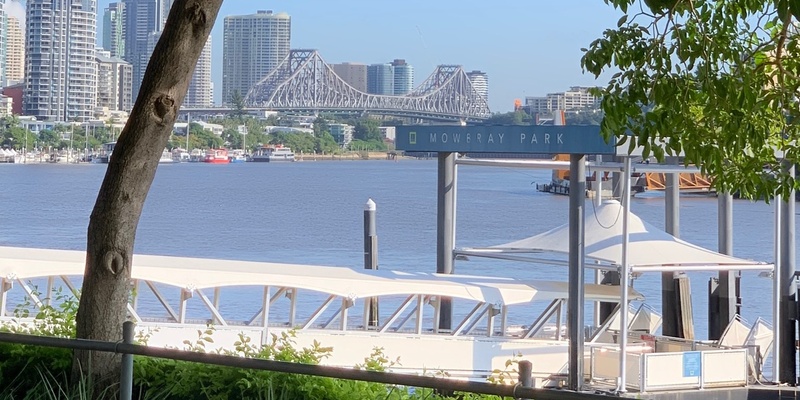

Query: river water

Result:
[0,160,786,341]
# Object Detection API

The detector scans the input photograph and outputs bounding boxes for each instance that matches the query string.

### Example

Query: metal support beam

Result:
[437,152,456,330]
[379,295,415,333]
[618,156,633,393]
[146,282,179,322]
[711,192,735,340]
[662,157,680,337]
[567,153,586,391]
[778,163,797,384]
[261,286,271,345]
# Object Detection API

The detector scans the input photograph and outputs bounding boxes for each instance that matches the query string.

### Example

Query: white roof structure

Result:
[0,245,643,308]
[457,200,771,273]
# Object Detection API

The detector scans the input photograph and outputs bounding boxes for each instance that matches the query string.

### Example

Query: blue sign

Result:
[682,351,702,377]
[395,125,615,155]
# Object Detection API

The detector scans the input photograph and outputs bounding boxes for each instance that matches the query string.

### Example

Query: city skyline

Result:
[91,0,624,113]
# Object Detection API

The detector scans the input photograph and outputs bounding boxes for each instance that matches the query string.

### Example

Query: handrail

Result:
[0,325,615,400]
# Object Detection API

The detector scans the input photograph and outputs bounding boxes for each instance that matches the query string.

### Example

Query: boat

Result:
[251,145,295,162]
[188,149,205,162]
[159,149,174,163]
[203,148,230,164]
[172,148,191,163]
[228,149,247,163]
[95,142,116,164]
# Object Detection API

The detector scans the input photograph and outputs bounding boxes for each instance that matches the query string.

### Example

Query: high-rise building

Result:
[331,62,367,92]
[122,0,173,100]
[96,49,133,112]
[222,10,291,105]
[391,59,413,95]
[466,70,488,101]
[367,64,393,95]
[146,31,212,108]
[25,0,97,122]
[0,1,7,86]
[524,86,600,114]
[103,2,125,58]
[6,15,24,85]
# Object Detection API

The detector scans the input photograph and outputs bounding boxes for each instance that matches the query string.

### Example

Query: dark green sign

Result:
[395,125,615,155]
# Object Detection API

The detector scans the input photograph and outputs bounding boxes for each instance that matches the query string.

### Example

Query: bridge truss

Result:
[244,49,491,122]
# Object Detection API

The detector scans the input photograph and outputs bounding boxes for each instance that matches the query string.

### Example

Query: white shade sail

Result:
[459,200,771,273]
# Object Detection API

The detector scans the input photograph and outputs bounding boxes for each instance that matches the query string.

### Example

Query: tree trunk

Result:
[74,0,223,388]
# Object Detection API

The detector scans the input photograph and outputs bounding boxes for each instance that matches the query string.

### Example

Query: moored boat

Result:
[204,148,230,164]
[251,145,295,162]
[159,149,174,163]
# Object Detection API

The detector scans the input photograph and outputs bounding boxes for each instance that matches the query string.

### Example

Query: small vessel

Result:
[188,149,205,162]
[159,149,174,163]
[228,149,247,163]
[172,148,191,163]
[251,145,295,162]
[95,142,116,163]
[203,148,230,164]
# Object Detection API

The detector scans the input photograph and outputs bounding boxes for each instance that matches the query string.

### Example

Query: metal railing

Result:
[0,321,615,400]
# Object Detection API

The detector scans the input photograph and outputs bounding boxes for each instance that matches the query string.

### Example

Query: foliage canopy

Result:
[582,0,800,199]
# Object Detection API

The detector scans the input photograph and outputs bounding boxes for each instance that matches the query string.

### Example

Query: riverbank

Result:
[296,151,416,161]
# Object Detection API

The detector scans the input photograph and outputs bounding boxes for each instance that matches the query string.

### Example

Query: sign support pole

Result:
[437,151,456,330]
[568,153,586,391]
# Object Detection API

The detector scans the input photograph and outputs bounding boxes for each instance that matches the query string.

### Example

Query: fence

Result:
[0,321,614,400]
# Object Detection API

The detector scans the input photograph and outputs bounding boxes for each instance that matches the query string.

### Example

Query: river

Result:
[0,160,785,341]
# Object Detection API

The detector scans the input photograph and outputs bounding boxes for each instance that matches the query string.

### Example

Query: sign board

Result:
[238,125,248,135]
[395,125,615,155]
[682,351,702,377]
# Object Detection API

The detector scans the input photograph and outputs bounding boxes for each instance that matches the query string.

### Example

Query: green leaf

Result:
[617,14,629,27]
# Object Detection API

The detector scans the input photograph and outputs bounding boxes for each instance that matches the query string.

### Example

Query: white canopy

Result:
[458,200,771,273]
[0,245,643,307]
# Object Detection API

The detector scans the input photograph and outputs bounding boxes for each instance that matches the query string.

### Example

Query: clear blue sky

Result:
[93,0,624,112]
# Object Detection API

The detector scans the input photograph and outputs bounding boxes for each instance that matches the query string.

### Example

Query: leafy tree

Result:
[229,90,246,121]
[313,116,330,137]
[354,118,382,142]
[74,0,223,388]
[582,0,800,199]
[315,132,340,154]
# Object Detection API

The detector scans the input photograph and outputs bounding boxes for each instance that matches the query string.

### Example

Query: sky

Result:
[89,0,626,113]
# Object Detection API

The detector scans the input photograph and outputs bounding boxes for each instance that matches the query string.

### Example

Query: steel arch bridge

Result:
[244,49,491,122]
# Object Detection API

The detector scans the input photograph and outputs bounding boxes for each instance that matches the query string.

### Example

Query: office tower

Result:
[122,0,173,100]
[367,64,394,95]
[466,70,488,101]
[332,62,367,92]
[147,31,212,108]
[96,49,133,112]
[391,59,413,95]
[24,0,97,122]
[6,15,23,85]
[103,2,125,58]
[222,10,291,105]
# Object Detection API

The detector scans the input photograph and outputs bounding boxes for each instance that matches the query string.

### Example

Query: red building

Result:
[2,83,24,115]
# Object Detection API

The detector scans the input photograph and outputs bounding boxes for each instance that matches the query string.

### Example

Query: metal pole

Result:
[662,157,680,337]
[120,321,134,400]
[437,152,456,330]
[714,192,735,340]
[567,153,586,391]
[773,193,782,383]
[518,360,533,399]
[618,156,632,393]
[778,162,797,384]
[364,198,379,327]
